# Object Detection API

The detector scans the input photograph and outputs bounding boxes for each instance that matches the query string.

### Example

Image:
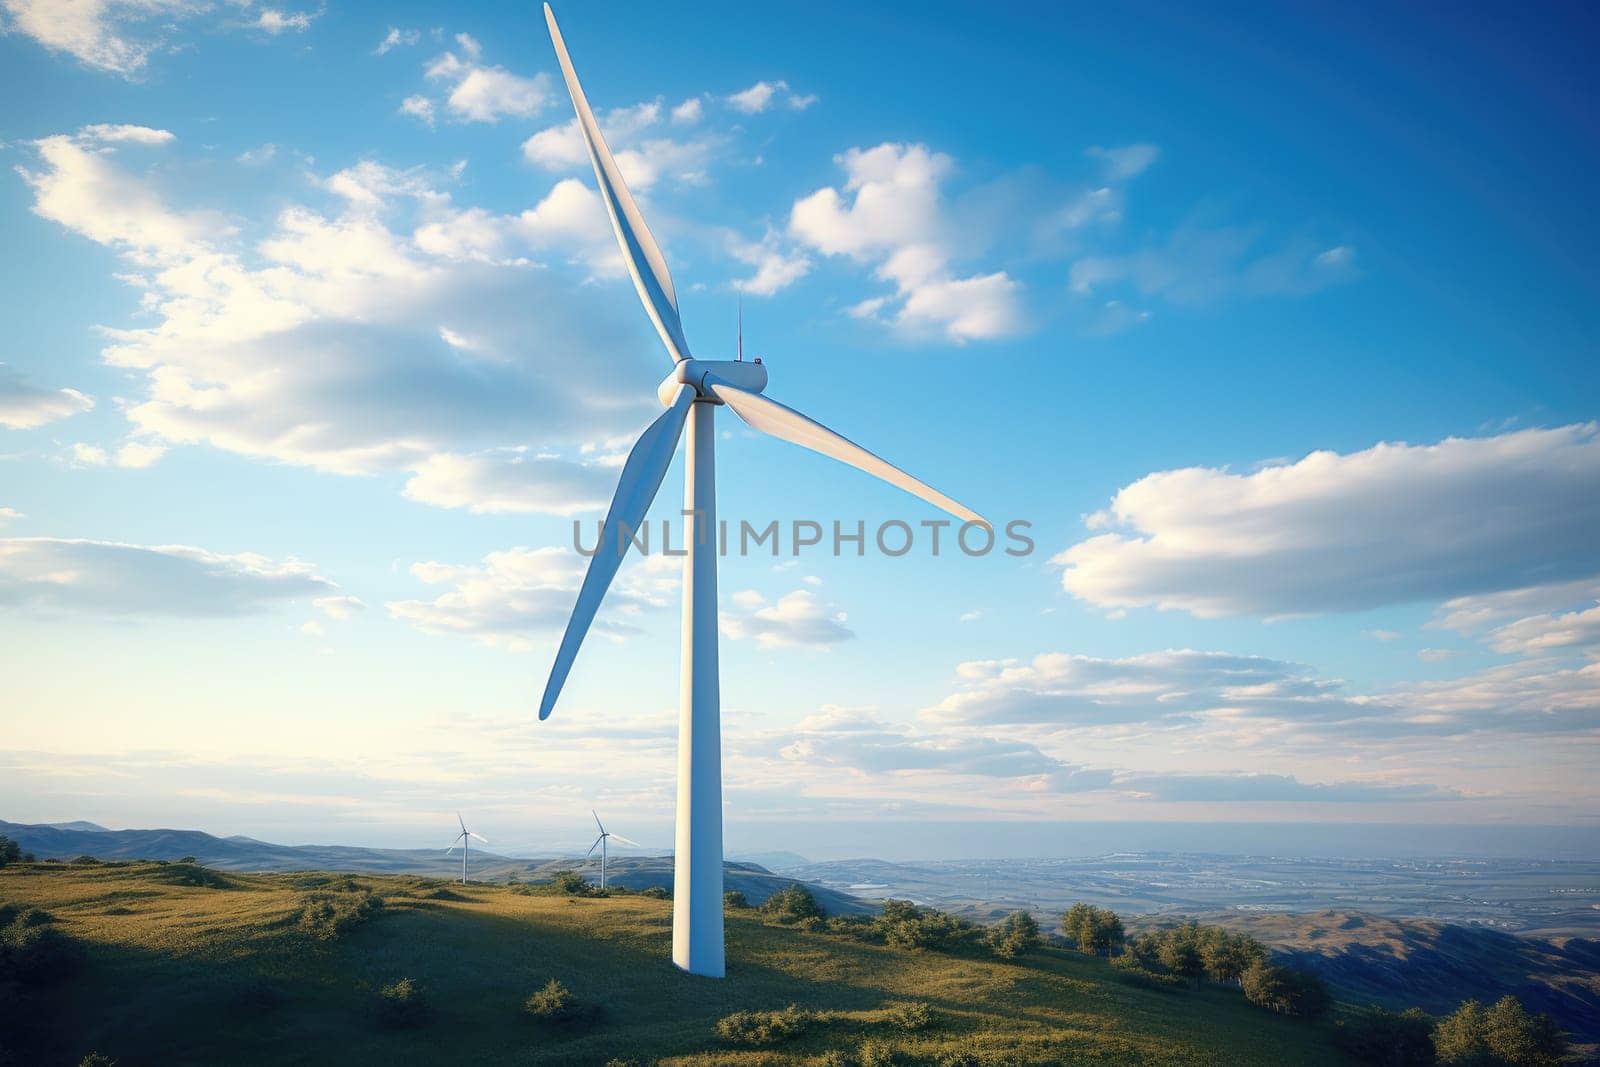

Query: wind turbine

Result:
[445,813,488,885]
[539,5,986,978]
[586,810,639,891]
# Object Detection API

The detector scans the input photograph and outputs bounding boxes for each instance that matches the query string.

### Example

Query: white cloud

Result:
[236,143,277,166]
[789,143,1024,342]
[721,588,854,648]
[520,101,716,190]
[314,594,365,619]
[386,546,674,651]
[0,537,336,616]
[670,97,702,124]
[728,229,810,296]
[1484,602,1600,656]
[114,440,166,468]
[16,126,657,488]
[727,80,784,113]
[787,92,818,111]
[0,365,94,429]
[0,0,207,76]
[0,508,21,526]
[402,450,614,515]
[1363,629,1402,641]
[1086,143,1160,181]
[399,95,435,126]
[70,443,109,466]
[253,8,314,35]
[77,123,175,145]
[1069,224,1357,305]
[420,37,550,123]
[373,26,418,55]
[1056,424,1600,618]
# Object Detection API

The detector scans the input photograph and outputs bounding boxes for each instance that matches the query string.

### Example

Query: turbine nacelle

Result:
[658,358,768,408]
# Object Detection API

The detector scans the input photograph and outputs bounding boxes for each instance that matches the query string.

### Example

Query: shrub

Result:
[641,886,670,900]
[77,1056,118,1067]
[723,890,749,909]
[0,837,20,867]
[985,911,1040,959]
[715,1004,811,1046]
[523,978,601,1028]
[1241,961,1330,1019]
[1335,1006,1436,1066]
[761,883,824,923]
[375,977,428,1030]
[297,891,383,940]
[71,855,101,865]
[0,906,83,985]
[877,902,974,952]
[1109,951,1185,990]
[884,1000,934,1032]
[548,870,595,896]
[857,1038,896,1066]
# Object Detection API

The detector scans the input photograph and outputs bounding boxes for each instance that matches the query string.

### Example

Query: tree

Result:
[987,911,1041,958]
[1157,923,1206,986]
[1200,928,1266,985]
[1062,903,1124,957]
[0,835,20,866]
[1241,961,1330,1019]
[761,884,823,923]
[723,890,749,909]
[1435,996,1567,1066]
[1335,1006,1436,1066]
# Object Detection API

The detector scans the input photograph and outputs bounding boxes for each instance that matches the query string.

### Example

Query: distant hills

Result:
[0,819,865,912]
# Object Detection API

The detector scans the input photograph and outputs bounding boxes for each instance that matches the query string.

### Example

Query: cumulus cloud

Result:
[387,546,676,651]
[727,229,810,296]
[314,594,365,619]
[252,8,315,35]
[0,0,206,75]
[721,589,854,648]
[417,34,550,124]
[402,450,614,515]
[399,95,435,126]
[0,537,335,616]
[726,79,813,113]
[520,100,716,189]
[1056,424,1600,618]
[1086,143,1160,181]
[0,508,23,526]
[790,143,1024,343]
[1484,603,1600,656]
[670,97,702,124]
[16,124,658,498]
[0,365,94,429]
[924,648,1372,727]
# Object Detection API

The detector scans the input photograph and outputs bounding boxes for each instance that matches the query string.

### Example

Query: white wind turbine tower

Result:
[445,813,488,885]
[586,810,639,891]
[540,5,986,978]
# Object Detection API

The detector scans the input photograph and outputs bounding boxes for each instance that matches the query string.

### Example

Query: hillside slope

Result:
[0,862,1352,1067]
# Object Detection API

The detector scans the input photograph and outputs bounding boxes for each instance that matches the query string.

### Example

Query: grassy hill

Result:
[0,861,1353,1067]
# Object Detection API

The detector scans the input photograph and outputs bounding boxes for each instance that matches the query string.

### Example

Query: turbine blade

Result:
[609,833,641,847]
[469,832,489,844]
[544,4,690,364]
[586,836,602,858]
[593,809,606,835]
[458,812,466,834]
[708,380,987,526]
[444,845,456,855]
[539,386,695,720]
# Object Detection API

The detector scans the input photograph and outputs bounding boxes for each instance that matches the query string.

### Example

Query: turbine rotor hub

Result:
[658,358,769,408]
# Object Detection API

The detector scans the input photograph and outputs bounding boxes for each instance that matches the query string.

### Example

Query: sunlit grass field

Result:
[0,862,1352,1065]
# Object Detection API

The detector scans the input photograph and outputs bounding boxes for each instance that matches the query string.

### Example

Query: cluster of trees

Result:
[1335,997,1569,1066]
[755,886,1049,964]
[1062,903,1125,957]
[0,836,36,866]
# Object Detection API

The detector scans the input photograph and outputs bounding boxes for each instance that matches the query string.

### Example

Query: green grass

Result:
[0,862,1354,1065]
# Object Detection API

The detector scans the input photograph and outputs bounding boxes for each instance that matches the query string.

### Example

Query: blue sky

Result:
[1,0,1596,857]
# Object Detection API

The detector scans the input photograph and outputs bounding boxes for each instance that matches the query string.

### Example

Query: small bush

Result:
[723,890,749,909]
[715,1004,811,1046]
[77,1056,118,1067]
[71,855,101,865]
[549,869,596,896]
[641,886,671,900]
[376,977,429,1030]
[297,890,383,940]
[761,883,824,923]
[884,1000,934,1032]
[857,1038,896,1066]
[985,911,1040,959]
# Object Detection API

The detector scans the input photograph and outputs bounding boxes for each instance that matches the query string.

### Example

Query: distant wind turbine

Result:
[539,5,986,978]
[445,813,488,885]
[586,810,639,891]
